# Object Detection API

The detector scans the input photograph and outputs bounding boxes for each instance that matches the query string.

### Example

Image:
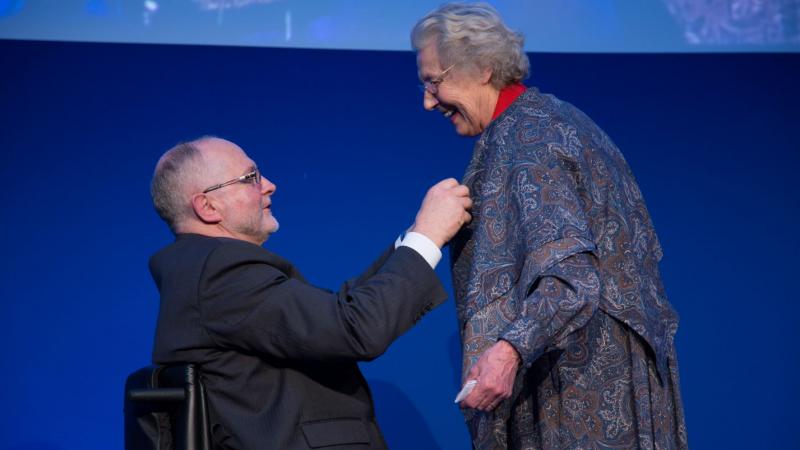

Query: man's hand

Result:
[460,340,520,411]
[410,178,472,248]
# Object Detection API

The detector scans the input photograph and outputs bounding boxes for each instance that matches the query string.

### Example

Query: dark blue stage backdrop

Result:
[0,41,798,449]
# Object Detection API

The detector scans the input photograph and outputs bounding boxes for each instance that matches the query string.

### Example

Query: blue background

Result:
[0,39,798,449]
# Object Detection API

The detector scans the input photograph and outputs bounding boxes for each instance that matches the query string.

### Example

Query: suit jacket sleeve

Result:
[197,241,447,363]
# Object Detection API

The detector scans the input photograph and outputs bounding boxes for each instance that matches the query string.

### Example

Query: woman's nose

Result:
[423,89,438,111]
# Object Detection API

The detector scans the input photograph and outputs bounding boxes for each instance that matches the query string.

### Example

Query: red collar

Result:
[491,83,526,121]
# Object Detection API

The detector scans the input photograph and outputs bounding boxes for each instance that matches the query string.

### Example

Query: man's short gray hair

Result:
[151,139,208,233]
[411,2,529,89]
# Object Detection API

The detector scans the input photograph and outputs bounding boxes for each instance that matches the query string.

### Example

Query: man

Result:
[148,136,471,449]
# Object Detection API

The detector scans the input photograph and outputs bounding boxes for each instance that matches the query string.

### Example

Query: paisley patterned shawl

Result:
[450,88,680,387]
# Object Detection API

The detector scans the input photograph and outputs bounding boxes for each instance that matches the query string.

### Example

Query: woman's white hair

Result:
[411,2,529,89]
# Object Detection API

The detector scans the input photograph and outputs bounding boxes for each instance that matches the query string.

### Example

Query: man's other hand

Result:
[411,178,472,248]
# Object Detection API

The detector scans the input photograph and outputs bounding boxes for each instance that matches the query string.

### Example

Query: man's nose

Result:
[261,177,276,195]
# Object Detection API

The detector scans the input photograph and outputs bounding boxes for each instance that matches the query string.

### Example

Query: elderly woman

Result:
[412,3,688,449]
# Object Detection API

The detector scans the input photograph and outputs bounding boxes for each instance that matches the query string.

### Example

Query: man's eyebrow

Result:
[237,165,256,177]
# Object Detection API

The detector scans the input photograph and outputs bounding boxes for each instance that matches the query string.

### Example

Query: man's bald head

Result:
[151,136,217,233]
[151,136,277,244]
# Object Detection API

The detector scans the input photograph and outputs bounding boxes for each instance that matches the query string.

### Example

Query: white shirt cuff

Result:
[397,231,442,269]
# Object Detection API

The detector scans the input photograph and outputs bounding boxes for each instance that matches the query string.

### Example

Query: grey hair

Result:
[150,138,210,233]
[411,2,529,89]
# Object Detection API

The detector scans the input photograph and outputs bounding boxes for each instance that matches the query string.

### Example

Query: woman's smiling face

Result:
[417,43,499,137]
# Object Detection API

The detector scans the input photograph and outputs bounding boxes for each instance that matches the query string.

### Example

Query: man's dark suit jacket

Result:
[150,233,447,449]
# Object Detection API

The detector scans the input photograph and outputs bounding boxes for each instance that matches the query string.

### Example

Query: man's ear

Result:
[191,193,223,224]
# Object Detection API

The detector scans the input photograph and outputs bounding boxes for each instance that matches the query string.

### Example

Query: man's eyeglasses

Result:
[202,167,261,193]
[419,64,455,95]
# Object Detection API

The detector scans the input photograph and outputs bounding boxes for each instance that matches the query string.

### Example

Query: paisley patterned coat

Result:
[450,88,688,449]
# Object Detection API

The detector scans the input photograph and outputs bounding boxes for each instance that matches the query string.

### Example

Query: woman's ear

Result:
[481,67,493,85]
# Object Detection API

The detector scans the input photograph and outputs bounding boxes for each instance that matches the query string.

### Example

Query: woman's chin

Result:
[452,114,481,136]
